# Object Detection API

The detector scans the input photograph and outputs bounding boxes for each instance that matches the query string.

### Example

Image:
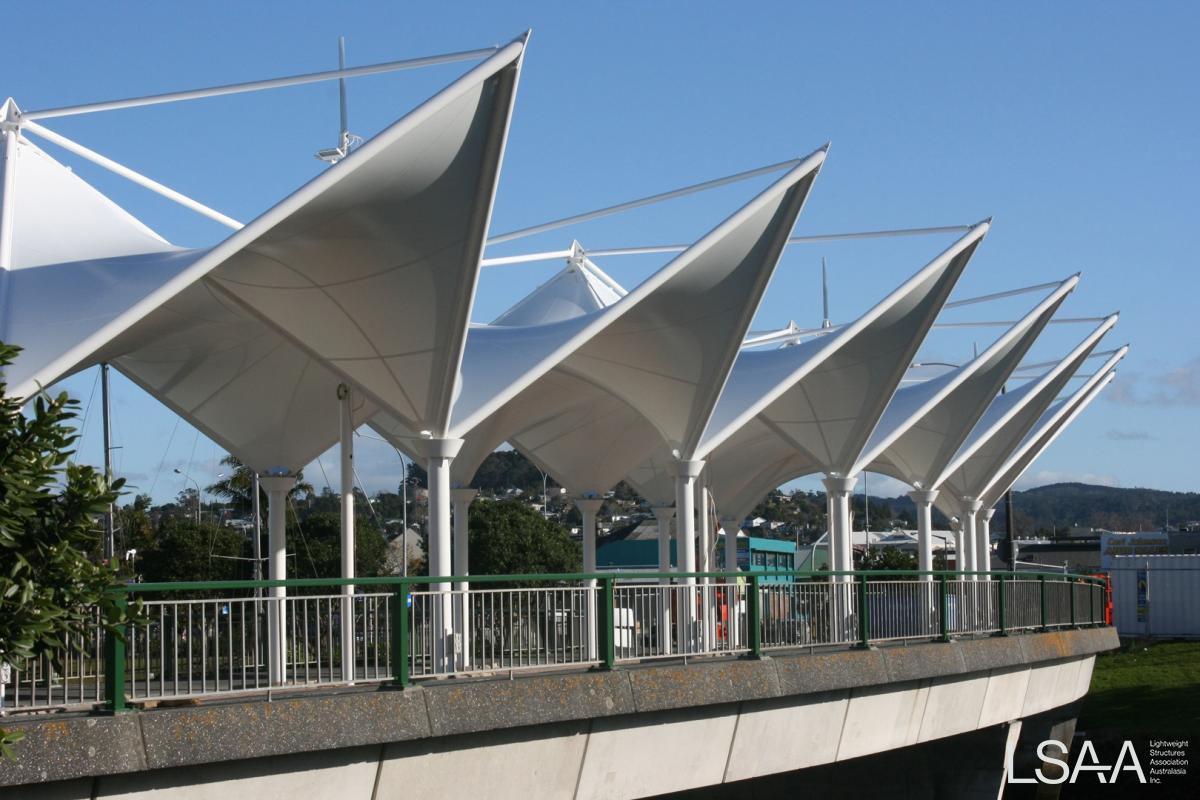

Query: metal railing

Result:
[0,570,1108,715]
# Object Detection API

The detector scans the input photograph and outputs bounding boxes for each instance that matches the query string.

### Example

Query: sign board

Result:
[1100,532,1169,570]
[1136,567,1148,623]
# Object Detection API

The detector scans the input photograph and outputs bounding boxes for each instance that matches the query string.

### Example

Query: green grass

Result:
[1077,640,1200,736]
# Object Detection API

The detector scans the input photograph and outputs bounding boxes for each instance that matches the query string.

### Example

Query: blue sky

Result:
[6,2,1197,502]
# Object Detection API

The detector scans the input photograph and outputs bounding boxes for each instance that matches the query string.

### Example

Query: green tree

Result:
[467,500,582,581]
[138,518,249,588]
[286,512,387,581]
[0,343,136,756]
[115,494,155,556]
[855,547,918,570]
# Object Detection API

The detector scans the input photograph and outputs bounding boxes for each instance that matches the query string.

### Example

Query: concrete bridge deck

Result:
[2,626,1117,799]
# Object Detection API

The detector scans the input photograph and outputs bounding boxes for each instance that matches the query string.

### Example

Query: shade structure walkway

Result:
[0,33,1130,713]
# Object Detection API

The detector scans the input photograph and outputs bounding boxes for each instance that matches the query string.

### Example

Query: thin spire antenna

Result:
[338,37,349,136]
[317,36,363,164]
[820,257,832,329]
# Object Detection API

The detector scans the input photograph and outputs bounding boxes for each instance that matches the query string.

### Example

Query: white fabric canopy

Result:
[699,222,989,474]
[978,347,1127,509]
[205,42,527,437]
[2,42,528,473]
[934,315,1118,519]
[95,282,378,473]
[374,149,828,490]
[865,276,1078,488]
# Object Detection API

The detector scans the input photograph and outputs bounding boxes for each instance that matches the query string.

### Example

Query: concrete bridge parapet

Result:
[1,627,1118,799]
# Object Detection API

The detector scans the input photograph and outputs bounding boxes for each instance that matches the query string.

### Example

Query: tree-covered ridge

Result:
[989,483,1200,535]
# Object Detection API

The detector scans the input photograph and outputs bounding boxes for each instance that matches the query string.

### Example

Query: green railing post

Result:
[104,594,128,713]
[938,574,950,642]
[1039,574,1048,631]
[1069,578,1077,628]
[599,576,616,670]
[997,574,1008,636]
[747,573,763,658]
[856,574,870,648]
[391,582,410,688]
[1090,580,1098,625]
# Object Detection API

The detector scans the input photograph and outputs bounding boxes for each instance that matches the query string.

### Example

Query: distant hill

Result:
[988,482,1198,535]
[875,482,1198,536]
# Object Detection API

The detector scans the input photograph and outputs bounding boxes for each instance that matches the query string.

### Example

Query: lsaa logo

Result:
[1008,739,1147,784]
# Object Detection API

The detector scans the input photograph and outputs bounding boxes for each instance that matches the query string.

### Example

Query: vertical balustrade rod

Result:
[1039,575,1048,631]
[856,575,870,648]
[938,575,950,643]
[1069,578,1077,628]
[997,574,1008,636]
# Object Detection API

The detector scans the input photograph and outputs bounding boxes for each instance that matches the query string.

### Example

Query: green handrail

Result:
[88,568,1109,707]
[119,569,1106,596]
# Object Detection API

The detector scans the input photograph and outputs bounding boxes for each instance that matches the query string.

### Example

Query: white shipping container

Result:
[1109,554,1200,638]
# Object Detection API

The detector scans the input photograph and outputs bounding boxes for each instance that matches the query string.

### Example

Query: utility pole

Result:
[101,363,114,561]
[1001,382,1017,571]
[252,471,263,597]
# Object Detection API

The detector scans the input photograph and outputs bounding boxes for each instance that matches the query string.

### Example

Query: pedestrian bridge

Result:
[1,570,1116,798]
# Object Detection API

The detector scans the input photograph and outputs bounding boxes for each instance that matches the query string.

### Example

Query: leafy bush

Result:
[0,343,137,756]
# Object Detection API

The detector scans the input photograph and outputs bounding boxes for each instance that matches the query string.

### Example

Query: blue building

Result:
[596,520,797,583]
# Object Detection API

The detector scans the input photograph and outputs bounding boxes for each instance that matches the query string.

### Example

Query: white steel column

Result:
[652,505,675,656]
[652,506,675,580]
[961,499,983,579]
[822,476,858,580]
[719,516,742,649]
[451,488,477,587]
[338,385,356,682]
[823,475,857,642]
[576,498,604,576]
[575,497,604,661]
[978,507,995,579]
[261,475,296,685]
[950,517,966,573]
[450,487,477,670]
[418,437,464,674]
[909,489,939,579]
[674,460,703,580]
[674,460,703,653]
[696,479,714,651]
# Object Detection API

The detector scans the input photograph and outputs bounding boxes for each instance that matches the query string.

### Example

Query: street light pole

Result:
[174,468,201,523]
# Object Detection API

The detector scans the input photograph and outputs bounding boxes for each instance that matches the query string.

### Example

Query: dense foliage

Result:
[286,512,388,580]
[138,518,248,587]
[0,343,136,756]
[467,500,582,581]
